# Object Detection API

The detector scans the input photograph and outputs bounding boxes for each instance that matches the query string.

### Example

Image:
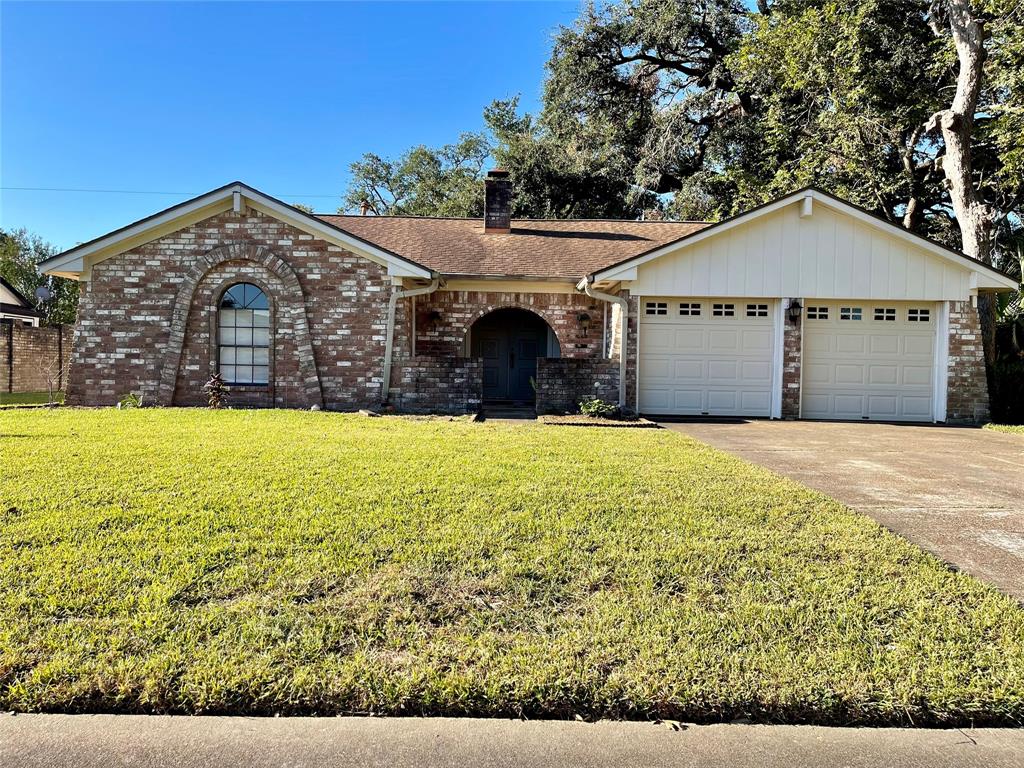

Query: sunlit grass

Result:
[984,423,1024,434]
[1,409,1022,724]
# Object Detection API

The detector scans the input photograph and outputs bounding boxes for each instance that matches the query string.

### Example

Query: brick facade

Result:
[945,300,990,423]
[535,358,619,414]
[0,321,73,394]
[389,357,482,414]
[781,309,803,419]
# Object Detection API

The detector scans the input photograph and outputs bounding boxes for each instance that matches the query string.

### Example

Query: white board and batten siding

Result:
[626,203,973,301]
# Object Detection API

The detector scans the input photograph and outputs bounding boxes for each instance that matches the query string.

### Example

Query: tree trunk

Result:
[928,0,998,360]
[927,0,994,261]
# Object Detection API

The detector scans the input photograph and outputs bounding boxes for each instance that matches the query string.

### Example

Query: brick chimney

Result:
[484,169,512,234]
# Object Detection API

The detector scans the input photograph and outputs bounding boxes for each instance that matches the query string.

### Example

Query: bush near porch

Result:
[1,410,1022,725]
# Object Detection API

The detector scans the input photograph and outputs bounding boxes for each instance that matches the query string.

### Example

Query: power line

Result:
[0,186,342,199]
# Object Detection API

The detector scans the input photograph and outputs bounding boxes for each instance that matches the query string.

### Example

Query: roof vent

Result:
[484,169,512,234]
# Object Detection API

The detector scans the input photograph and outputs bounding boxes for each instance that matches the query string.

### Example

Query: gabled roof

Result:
[317,214,707,280]
[0,276,42,318]
[38,182,435,280]
[584,187,1018,291]
[0,276,36,309]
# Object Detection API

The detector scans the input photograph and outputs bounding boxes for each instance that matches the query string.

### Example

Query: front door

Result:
[470,309,550,403]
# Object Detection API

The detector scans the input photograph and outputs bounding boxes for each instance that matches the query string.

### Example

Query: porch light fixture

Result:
[427,310,443,329]
[787,299,803,323]
[577,312,592,336]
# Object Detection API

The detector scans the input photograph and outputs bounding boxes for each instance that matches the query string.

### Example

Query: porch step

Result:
[481,403,537,420]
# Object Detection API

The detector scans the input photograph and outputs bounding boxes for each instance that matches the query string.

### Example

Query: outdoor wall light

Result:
[577,312,592,336]
[787,299,803,323]
[427,310,443,329]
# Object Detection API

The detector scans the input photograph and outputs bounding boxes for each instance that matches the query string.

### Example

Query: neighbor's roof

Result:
[318,215,708,280]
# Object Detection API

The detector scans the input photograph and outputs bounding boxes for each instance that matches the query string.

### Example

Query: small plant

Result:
[579,397,619,419]
[203,373,230,409]
[117,392,143,409]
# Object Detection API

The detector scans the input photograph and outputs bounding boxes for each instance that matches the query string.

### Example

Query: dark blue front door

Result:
[471,309,549,403]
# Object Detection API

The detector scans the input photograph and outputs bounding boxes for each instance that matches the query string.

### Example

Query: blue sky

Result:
[1,1,577,251]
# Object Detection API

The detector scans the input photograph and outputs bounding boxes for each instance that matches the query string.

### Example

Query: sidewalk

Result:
[2,714,1022,768]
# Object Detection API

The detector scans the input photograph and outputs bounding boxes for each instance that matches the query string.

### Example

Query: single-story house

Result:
[40,172,1017,422]
[1,277,43,327]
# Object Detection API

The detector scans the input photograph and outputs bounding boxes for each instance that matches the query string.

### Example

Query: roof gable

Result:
[39,183,434,280]
[586,188,1017,294]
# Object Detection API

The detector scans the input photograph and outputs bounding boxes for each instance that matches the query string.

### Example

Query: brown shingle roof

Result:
[316,215,709,280]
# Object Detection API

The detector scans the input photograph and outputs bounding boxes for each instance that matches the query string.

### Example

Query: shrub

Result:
[117,393,143,409]
[203,373,229,410]
[579,397,619,418]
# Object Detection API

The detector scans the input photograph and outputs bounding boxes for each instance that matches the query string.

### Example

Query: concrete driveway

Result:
[661,420,1024,600]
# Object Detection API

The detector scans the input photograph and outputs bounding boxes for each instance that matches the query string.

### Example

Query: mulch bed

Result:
[539,414,660,428]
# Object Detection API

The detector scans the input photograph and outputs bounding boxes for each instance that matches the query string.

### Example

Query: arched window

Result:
[219,283,269,384]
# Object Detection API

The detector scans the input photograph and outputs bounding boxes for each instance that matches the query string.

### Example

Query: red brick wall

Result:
[389,356,482,414]
[408,289,604,359]
[535,357,619,414]
[781,308,802,419]
[0,322,73,394]
[68,209,392,409]
[946,300,990,423]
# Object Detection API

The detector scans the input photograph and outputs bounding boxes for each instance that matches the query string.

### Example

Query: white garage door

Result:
[801,301,937,421]
[638,297,776,416]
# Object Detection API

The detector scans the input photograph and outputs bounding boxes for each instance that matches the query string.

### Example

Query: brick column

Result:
[945,300,989,423]
[781,302,803,419]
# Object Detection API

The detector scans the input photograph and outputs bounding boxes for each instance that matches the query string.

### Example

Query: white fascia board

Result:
[40,182,434,281]
[586,189,1019,291]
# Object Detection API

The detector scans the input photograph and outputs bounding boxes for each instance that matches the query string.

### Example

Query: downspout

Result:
[582,277,628,410]
[382,276,440,404]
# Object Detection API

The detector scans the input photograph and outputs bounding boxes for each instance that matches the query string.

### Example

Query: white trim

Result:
[933,301,950,422]
[588,190,1019,291]
[771,300,785,419]
[40,182,434,281]
[797,300,805,419]
[634,297,641,413]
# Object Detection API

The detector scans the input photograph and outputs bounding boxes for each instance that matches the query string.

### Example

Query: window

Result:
[874,307,896,321]
[712,303,735,317]
[678,302,701,316]
[645,301,667,316]
[219,283,270,384]
[746,303,768,317]
[840,307,862,321]
[908,308,931,322]
[807,306,829,320]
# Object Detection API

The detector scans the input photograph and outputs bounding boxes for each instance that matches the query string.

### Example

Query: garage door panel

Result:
[802,301,936,422]
[639,297,775,417]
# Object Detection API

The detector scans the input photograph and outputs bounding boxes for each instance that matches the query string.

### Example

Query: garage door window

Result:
[645,301,668,316]
[678,302,701,316]
[807,306,829,320]
[908,308,931,322]
[840,307,862,321]
[746,303,768,317]
[712,303,735,317]
[874,307,896,321]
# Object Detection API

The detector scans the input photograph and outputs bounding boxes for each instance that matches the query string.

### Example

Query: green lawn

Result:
[0,391,64,407]
[985,423,1024,434]
[2,410,1022,725]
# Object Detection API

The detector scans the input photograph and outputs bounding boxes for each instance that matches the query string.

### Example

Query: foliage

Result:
[578,396,620,418]
[0,229,79,326]
[202,373,229,409]
[117,393,144,410]
[0,391,64,408]
[342,133,491,216]
[985,423,1024,434]
[2,410,1023,722]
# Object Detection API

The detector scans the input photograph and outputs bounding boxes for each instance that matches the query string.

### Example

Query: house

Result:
[1,276,43,327]
[40,172,1017,422]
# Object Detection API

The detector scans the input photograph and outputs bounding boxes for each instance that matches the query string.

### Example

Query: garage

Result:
[638,297,777,416]
[801,301,938,421]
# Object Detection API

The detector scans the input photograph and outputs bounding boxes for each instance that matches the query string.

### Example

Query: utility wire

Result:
[0,186,342,199]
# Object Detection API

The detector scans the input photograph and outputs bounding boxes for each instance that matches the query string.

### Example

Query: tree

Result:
[342,132,491,216]
[291,202,315,214]
[0,228,78,326]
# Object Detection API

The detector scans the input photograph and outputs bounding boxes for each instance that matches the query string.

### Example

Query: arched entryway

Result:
[468,308,559,404]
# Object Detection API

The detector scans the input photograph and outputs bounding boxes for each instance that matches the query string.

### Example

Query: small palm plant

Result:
[203,373,230,409]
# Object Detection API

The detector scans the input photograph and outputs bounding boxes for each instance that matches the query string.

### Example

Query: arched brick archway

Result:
[157,242,322,407]
[462,303,564,356]
[467,306,559,403]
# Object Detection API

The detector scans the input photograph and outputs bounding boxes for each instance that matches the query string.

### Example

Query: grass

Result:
[0,391,64,407]
[985,423,1024,434]
[2,409,1023,725]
